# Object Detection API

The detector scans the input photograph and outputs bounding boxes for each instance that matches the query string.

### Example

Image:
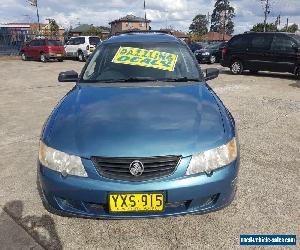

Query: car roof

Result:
[104,32,182,44]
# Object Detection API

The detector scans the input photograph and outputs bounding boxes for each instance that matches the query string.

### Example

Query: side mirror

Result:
[204,68,219,81]
[58,70,78,82]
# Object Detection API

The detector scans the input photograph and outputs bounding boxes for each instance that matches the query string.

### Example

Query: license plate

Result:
[56,54,62,57]
[109,193,164,212]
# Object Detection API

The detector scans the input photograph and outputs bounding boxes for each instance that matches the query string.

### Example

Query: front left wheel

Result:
[40,53,47,63]
[230,60,243,75]
[295,67,300,80]
[209,55,216,64]
[21,52,27,61]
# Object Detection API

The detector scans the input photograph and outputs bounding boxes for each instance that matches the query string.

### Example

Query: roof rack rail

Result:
[114,30,172,36]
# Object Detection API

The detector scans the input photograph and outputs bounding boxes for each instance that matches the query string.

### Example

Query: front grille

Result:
[91,155,181,181]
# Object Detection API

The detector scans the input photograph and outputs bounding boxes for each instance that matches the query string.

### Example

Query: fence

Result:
[0,29,64,56]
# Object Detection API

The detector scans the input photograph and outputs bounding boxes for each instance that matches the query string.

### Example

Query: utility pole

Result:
[262,0,270,32]
[286,18,289,32]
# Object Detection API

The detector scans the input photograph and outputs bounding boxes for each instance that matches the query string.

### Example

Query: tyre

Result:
[209,55,216,64]
[78,51,85,62]
[58,58,64,62]
[230,60,243,75]
[21,52,27,61]
[40,53,47,63]
[295,67,300,80]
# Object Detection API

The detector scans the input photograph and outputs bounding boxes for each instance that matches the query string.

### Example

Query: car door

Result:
[26,40,38,58]
[247,34,274,71]
[64,38,75,57]
[269,34,298,73]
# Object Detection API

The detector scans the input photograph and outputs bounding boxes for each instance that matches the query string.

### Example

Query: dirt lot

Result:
[0,58,299,249]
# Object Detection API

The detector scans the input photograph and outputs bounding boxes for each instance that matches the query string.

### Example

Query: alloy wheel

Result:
[231,61,243,74]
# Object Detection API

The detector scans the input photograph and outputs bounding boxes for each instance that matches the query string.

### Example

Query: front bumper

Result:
[38,157,239,219]
[195,54,211,63]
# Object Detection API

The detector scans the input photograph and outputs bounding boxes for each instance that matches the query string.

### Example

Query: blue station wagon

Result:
[38,32,240,218]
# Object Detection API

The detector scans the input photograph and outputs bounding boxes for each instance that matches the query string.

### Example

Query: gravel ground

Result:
[0,58,299,249]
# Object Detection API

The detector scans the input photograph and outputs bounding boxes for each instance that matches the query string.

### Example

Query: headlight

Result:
[202,52,210,56]
[38,141,88,177]
[186,137,237,176]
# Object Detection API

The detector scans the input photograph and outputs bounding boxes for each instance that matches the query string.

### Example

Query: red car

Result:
[20,38,64,62]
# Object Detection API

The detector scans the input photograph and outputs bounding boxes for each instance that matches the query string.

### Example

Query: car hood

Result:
[44,83,228,158]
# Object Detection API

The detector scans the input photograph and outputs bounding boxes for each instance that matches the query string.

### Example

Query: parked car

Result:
[20,38,64,62]
[64,36,101,61]
[38,32,239,218]
[187,42,203,53]
[195,42,227,64]
[221,32,300,78]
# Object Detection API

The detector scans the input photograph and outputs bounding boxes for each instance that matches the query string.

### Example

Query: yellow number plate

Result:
[56,54,62,57]
[109,193,164,212]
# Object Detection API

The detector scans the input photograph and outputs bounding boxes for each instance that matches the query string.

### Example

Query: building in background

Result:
[203,32,232,42]
[159,29,188,41]
[68,24,110,40]
[109,15,151,35]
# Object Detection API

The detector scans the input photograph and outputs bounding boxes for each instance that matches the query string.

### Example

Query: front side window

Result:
[82,42,201,83]
[229,35,248,49]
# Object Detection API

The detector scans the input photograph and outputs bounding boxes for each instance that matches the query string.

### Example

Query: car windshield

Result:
[47,40,62,46]
[82,42,201,83]
[89,37,101,45]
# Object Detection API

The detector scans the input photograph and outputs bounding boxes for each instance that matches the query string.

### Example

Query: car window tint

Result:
[78,37,85,44]
[67,39,74,45]
[250,35,272,50]
[271,36,296,52]
[30,40,38,46]
[48,40,62,46]
[89,37,101,45]
[229,36,248,49]
[39,40,46,46]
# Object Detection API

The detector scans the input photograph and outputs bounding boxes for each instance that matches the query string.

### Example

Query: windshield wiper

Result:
[163,77,200,82]
[87,77,158,83]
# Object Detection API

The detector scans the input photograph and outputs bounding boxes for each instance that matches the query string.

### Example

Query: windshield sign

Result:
[112,47,178,72]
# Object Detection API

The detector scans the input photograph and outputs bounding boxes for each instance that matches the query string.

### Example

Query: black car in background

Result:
[188,43,204,53]
[221,32,300,78]
[195,42,227,64]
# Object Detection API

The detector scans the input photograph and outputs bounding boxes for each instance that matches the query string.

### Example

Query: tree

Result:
[251,23,278,32]
[189,14,208,36]
[210,0,235,35]
[49,19,59,38]
[280,23,299,33]
[82,25,111,37]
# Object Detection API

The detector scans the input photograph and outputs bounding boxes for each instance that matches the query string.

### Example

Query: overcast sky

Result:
[1,0,300,34]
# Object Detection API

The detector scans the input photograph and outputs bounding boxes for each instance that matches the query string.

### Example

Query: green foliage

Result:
[280,24,299,33]
[82,26,110,36]
[250,23,278,32]
[189,14,208,36]
[49,19,59,38]
[210,0,235,35]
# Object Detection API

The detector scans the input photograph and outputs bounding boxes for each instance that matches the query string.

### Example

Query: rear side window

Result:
[250,35,273,50]
[73,38,85,45]
[229,35,248,49]
[89,37,101,45]
[271,35,296,52]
